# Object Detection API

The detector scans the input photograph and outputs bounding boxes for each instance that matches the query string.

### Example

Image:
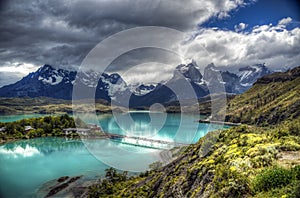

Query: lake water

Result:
[0,112,229,198]
[0,114,50,123]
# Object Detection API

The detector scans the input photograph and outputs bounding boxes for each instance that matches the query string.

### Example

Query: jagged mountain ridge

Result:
[0,62,274,106]
[203,63,246,94]
[0,64,128,101]
[238,63,272,86]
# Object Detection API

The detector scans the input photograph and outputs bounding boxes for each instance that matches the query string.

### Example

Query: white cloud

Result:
[121,62,174,85]
[182,17,300,71]
[96,15,300,84]
[0,62,37,75]
[234,22,248,32]
[278,17,293,27]
[0,62,38,87]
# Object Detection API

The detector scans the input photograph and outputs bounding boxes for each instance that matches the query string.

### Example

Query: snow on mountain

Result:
[101,73,128,97]
[37,65,70,85]
[238,63,272,86]
[174,61,203,84]
[203,63,245,94]
[76,70,100,88]
[167,61,208,99]
[130,83,157,96]
[0,64,129,100]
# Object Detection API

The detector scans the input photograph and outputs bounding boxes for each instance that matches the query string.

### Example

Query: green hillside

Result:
[226,66,300,125]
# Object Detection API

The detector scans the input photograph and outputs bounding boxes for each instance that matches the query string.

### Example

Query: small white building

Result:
[24,126,35,132]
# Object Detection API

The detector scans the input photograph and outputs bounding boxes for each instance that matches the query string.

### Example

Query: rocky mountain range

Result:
[0,62,273,107]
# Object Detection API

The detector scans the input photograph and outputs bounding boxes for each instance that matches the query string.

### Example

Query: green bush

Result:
[288,120,300,136]
[253,166,293,192]
[213,164,250,197]
[291,165,300,180]
[87,168,129,197]
[290,181,300,198]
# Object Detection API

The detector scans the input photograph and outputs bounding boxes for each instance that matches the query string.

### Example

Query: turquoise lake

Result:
[0,114,50,123]
[0,112,229,198]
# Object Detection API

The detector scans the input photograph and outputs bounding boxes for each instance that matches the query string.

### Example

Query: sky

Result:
[0,0,299,86]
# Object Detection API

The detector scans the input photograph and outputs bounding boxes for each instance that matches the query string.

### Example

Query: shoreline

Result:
[199,119,241,126]
[36,175,97,198]
[0,134,112,145]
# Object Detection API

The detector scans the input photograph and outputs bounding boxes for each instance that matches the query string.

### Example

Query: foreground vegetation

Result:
[87,118,300,197]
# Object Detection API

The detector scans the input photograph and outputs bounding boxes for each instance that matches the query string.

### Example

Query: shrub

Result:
[213,164,250,197]
[253,166,293,192]
[288,120,300,136]
[290,181,300,198]
[276,128,289,138]
[291,165,300,180]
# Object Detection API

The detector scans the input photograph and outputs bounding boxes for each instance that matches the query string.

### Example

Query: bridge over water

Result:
[105,133,189,149]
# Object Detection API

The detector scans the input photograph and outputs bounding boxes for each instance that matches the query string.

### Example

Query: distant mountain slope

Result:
[226,66,300,125]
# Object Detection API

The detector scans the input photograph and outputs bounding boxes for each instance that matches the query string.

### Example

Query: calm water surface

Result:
[0,114,50,123]
[0,113,229,198]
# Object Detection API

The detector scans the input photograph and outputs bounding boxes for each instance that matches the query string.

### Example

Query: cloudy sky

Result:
[0,0,299,86]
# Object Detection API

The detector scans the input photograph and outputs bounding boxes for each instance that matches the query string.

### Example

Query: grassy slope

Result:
[226,68,300,125]
[0,97,113,114]
[87,67,300,198]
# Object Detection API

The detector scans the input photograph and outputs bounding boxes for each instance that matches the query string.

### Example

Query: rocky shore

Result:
[36,175,96,198]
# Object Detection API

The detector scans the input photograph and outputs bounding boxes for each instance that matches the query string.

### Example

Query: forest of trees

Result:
[0,114,79,141]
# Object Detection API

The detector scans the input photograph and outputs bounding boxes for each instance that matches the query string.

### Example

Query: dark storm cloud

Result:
[13,0,300,87]
[0,0,245,70]
[65,1,205,31]
[107,47,182,72]
[0,0,99,69]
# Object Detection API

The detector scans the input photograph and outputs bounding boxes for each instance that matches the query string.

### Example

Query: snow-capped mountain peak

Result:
[37,65,72,86]
[130,83,157,96]
[174,61,203,83]
[238,63,272,86]
[37,64,54,73]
